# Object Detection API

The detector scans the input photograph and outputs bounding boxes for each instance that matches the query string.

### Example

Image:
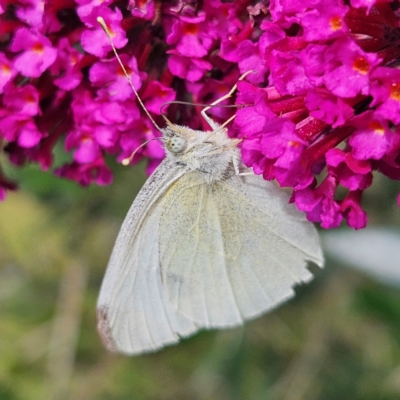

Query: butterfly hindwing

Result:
[159,172,323,328]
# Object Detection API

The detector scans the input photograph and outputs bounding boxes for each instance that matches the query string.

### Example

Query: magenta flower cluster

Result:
[0,0,399,229]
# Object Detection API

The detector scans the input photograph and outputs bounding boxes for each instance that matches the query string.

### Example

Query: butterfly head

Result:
[162,125,190,154]
[164,135,187,154]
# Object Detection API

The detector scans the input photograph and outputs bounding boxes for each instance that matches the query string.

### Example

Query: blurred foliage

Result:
[0,157,400,400]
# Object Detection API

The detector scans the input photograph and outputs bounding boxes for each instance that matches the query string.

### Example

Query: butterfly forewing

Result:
[97,159,198,355]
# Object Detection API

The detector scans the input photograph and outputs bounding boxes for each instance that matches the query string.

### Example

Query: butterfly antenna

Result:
[121,137,164,166]
[161,113,176,129]
[97,17,163,133]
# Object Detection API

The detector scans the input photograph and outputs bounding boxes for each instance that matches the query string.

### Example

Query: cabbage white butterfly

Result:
[96,18,323,355]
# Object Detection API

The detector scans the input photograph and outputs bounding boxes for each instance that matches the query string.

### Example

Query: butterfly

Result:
[96,17,324,355]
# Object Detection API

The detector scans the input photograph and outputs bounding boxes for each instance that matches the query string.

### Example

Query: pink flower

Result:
[15,0,44,27]
[118,119,164,165]
[350,0,376,12]
[142,81,176,115]
[326,148,372,190]
[349,112,393,160]
[80,6,127,57]
[167,51,212,82]
[89,55,143,101]
[10,28,57,77]
[294,176,343,229]
[302,38,381,98]
[299,0,349,41]
[0,114,43,148]
[340,190,367,230]
[55,159,113,186]
[269,41,313,96]
[76,0,114,20]
[66,128,101,163]
[231,1,400,228]
[0,0,398,231]
[234,88,276,137]
[370,67,400,125]
[3,84,39,116]
[165,14,213,58]
[129,0,156,21]
[0,52,16,93]
[51,38,84,91]
[93,98,140,126]
[305,90,354,128]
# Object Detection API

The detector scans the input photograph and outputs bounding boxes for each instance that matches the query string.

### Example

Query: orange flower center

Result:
[1,63,11,75]
[369,121,385,135]
[329,16,342,31]
[26,94,36,103]
[390,83,400,101]
[33,42,44,54]
[118,64,132,76]
[183,23,199,35]
[352,56,369,75]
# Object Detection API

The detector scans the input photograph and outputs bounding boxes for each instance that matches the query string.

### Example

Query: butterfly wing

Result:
[97,159,199,355]
[159,172,323,328]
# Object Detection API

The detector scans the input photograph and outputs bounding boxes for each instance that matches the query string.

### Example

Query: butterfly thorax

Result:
[162,124,241,184]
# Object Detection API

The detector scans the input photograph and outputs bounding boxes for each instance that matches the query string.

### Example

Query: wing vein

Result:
[192,185,210,325]
[223,181,322,263]
[215,193,242,321]
[137,221,157,349]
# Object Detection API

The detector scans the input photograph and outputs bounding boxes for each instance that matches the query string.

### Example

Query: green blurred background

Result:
[1,151,400,400]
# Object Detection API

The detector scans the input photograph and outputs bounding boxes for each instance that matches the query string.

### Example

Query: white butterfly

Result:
[96,18,324,355]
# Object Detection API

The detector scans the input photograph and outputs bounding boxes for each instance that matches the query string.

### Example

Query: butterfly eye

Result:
[166,137,187,154]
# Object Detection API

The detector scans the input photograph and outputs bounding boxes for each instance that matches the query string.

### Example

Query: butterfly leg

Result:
[232,155,254,176]
[201,71,255,130]
[200,114,237,144]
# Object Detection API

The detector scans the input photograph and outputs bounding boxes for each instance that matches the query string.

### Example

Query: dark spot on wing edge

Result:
[97,305,117,352]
